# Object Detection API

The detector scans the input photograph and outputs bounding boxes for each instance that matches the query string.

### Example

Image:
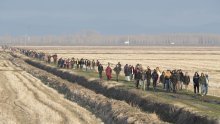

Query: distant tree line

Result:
[0,32,220,46]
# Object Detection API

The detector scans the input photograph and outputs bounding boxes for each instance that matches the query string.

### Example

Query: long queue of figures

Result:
[17,48,209,96]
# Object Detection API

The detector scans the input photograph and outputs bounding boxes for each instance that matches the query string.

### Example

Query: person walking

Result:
[124,64,131,81]
[52,54,58,64]
[199,73,207,96]
[165,70,172,92]
[141,70,147,91]
[183,72,190,91]
[205,74,209,95]
[92,60,96,70]
[176,70,181,91]
[171,70,178,93]
[105,63,112,81]
[76,58,79,69]
[193,72,200,94]
[146,66,152,90]
[130,65,134,81]
[160,71,165,89]
[134,68,142,89]
[98,63,104,80]
[113,64,121,82]
[156,67,161,84]
[152,69,159,91]
[179,70,184,90]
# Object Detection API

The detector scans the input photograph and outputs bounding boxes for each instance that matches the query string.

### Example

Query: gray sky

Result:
[0,0,220,35]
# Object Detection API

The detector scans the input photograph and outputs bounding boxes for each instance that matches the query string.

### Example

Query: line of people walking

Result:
[17,48,209,96]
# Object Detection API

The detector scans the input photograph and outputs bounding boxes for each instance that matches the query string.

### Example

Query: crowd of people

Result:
[16,48,209,96]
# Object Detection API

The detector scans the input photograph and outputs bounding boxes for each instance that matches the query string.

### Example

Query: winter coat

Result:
[106,66,112,76]
[179,72,184,82]
[124,66,131,76]
[193,75,199,85]
[134,71,142,80]
[98,65,103,73]
[152,71,159,81]
[114,66,121,75]
[183,75,190,85]
[146,69,152,80]
[171,72,178,85]
[199,76,207,86]
[160,74,165,83]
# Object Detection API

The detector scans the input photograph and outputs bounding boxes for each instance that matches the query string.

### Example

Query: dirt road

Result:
[0,52,102,124]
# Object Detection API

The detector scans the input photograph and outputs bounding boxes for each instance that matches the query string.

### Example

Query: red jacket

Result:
[106,66,112,76]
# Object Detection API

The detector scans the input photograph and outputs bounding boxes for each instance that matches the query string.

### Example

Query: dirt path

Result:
[0,52,102,124]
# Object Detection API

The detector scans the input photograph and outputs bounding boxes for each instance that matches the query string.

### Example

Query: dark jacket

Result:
[151,71,159,81]
[134,70,142,80]
[98,65,103,73]
[160,74,165,83]
[199,76,207,86]
[171,72,178,84]
[193,75,199,85]
[179,72,184,82]
[114,66,121,75]
[146,69,152,80]
[124,65,131,76]
[183,75,190,85]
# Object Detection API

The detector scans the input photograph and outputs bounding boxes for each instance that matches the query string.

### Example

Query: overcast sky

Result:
[0,0,220,35]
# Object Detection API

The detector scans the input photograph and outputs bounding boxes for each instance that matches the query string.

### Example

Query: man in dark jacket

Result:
[134,68,142,89]
[176,70,181,91]
[114,64,121,82]
[98,64,104,80]
[179,70,184,90]
[193,72,200,94]
[152,69,159,91]
[160,71,165,89]
[124,64,131,81]
[171,70,178,93]
[146,66,152,90]
[57,58,62,67]
[183,72,190,91]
